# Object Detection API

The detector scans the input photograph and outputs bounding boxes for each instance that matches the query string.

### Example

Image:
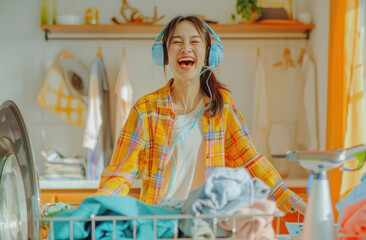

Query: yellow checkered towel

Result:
[38,50,88,126]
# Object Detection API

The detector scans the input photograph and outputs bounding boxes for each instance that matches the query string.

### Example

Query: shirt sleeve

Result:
[224,97,301,213]
[96,105,146,196]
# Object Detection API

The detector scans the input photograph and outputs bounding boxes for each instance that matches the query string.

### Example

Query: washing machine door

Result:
[0,101,41,240]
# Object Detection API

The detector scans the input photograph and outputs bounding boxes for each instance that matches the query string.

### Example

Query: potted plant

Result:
[234,0,263,23]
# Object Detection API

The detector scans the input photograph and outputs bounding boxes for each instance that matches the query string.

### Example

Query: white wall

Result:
[0,0,325,177]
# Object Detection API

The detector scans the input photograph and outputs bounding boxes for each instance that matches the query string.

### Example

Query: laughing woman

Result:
[96,15,307,215]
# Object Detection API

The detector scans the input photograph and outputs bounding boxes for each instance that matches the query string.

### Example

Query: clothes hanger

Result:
[272,48,295,70]
[123,47,126,58]
[297,48,306,64]
[286,48,295,69]
[97,46,103,58]
[59,49,75,59]
[257,47,260,57]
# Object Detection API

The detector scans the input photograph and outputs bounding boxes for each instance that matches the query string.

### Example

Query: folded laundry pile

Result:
[41,150,86,180]
[179,167,278,239]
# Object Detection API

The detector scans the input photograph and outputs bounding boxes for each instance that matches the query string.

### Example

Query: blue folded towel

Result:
[51,196,180,240]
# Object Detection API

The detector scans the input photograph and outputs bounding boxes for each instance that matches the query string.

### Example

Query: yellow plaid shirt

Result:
[97,80,300,213]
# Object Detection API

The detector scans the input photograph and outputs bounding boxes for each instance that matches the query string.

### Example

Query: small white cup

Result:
[298,12,312,24]
[56,14,82,25]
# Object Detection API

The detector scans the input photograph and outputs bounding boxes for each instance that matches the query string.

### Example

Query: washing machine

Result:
[0,101,41,240]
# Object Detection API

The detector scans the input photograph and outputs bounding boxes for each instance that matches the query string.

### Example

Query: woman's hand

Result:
[292,200,307,215]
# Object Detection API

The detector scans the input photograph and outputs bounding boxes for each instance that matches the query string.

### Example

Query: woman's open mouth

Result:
[177,56,196,70]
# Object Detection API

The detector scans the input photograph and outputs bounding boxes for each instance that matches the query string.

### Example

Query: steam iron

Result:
[284,145,366,240]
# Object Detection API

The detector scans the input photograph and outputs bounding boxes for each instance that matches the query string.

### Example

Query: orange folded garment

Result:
[340,198,366,240]
[218,200,279,240]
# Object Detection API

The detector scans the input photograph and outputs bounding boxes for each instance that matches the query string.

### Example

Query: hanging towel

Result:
[37,49,89,126]
[179,167,270,237]
[83,56,113,179]
[51,196,180,240]
[295,52,318,151]
[83,70,102,150]
[218,200,279,240]
[251,54,269,156]
[114,55,133,142]
[268,123,293,155]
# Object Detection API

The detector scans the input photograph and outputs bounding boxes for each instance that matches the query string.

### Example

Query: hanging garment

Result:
[251,53,269,156]
[295,52,318,151]
[114,55,133,142]
[51,196,180,240]
[268,123,292,178]
[83,56,113,179]
[268,123,293,155]
[37,49,89,126]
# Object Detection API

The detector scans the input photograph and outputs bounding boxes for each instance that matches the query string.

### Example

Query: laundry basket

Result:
[38,202,287,240]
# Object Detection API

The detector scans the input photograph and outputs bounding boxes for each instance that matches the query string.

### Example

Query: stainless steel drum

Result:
[0,153,28,239]
[0,101,41,240]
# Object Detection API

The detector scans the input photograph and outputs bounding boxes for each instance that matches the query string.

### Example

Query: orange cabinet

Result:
[41,188,141,204]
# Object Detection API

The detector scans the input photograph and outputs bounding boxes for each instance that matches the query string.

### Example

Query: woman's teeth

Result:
[178,57,195,69]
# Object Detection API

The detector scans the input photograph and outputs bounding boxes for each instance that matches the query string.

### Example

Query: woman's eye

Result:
[192,41,201,44]
[172,41,182,44]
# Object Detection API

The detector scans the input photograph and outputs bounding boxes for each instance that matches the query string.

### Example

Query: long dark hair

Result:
[161,16,229,117]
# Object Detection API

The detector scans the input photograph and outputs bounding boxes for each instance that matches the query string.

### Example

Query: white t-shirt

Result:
[161,99,206,200]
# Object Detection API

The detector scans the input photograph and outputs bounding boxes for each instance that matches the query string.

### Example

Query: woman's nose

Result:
[181,43,192,53]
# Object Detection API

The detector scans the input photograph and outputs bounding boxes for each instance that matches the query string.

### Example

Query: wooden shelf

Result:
[41,22,315,40]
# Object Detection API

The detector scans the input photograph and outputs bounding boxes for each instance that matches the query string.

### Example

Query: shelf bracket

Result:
[305,30,311,40]
[44,29,50,41]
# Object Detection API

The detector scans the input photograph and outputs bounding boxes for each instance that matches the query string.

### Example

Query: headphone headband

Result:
[202,22,222,46]
[153,25,167,43]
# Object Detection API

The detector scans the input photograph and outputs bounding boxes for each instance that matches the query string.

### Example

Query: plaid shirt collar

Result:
[156,78,211,113]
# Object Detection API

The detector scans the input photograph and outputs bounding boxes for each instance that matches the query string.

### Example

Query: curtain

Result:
[327,0,366,210]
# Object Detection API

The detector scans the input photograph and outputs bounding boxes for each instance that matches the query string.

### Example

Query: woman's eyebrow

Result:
[172,35,202,39]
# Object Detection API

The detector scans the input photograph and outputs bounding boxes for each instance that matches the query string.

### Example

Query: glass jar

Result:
[85,8,98,25]
[41,0,57,24]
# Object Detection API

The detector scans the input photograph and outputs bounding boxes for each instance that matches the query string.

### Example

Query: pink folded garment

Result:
[340,198,366,240]
[218,200,279,240]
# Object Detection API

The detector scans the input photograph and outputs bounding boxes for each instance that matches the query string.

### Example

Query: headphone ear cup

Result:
[209,43,224,68]
[152,43,164,66]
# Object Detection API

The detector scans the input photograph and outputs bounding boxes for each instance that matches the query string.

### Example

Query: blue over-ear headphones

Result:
[152,20,224,68]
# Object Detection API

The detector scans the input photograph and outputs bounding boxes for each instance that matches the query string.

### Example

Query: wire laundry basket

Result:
[37,203,287,240]
[37,202,366,240]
